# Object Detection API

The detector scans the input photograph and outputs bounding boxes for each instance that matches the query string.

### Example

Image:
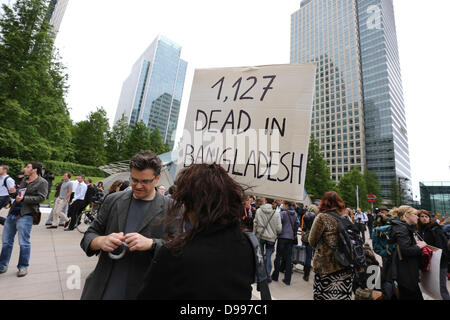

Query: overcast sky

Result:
[53,0,450,200]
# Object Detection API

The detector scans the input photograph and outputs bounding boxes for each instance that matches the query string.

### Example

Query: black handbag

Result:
[32,207,41,225]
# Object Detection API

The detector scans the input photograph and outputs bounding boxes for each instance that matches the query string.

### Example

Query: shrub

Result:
[0,157,108,177]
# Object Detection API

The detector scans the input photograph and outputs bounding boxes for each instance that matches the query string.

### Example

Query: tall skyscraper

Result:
[114,35,187,150]
[0,0,69,36]
[291,0,412,200]
[47,0,69,34]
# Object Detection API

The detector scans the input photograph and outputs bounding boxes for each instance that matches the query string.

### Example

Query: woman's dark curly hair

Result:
[164,163,248,252]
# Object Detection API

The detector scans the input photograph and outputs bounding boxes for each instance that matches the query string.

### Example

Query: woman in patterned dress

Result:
[308,191,355,300]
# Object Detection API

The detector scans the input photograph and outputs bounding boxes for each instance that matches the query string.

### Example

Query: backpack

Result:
[372,225,397,258]
[243,231,272,300]
[324,212,367,269]
[2,175,13,195]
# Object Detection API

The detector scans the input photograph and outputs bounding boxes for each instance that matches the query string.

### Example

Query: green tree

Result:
[105,114,130,163]
[390,177,409,207]
[305,135,336,201]
[149,127,171,155]
[0,0,72,161]
[71,107,109,166]
[338,166,369,210]
[363,169,383,207]
[124,121,152,158]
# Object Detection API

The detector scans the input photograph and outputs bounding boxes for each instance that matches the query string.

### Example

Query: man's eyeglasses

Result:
[129,176,156,185]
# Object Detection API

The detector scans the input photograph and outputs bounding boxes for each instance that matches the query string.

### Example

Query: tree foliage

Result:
[0,0,72,161]
[389,178,410,207]
[71,107,110,166]
[305,135,336,201]
[364,169,383,207]
[123,120,152,159]
[337,166,368,210]
[105,114,130,163]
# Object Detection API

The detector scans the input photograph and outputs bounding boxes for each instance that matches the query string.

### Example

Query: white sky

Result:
[53,0,450,201]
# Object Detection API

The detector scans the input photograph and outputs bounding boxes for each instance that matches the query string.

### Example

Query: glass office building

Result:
[47,0,69,34]
[1,0,69,35]
[420,182,450,216]
[291,0,411,199]
[114,35,187,149]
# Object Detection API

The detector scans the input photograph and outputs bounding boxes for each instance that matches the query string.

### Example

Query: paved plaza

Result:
[0,208,445,300]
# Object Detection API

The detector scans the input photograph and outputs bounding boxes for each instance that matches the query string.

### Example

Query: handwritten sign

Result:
[176,64,316,201]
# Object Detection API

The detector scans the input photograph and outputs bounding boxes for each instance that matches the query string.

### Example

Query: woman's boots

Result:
[303,266,311,281]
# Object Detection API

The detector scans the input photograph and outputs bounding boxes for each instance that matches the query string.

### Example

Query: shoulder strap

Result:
[324,211,341,222]
[3,175,9,189]
[243,231,272,300]
[260,211,276,235]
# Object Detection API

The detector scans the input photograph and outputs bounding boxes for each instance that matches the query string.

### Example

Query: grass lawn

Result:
[42,176,106,207]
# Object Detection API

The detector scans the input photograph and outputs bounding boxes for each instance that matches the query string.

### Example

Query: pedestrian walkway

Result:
[0,208,97,300]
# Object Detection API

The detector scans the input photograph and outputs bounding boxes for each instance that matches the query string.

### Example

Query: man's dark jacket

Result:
[17,176,48,217]
[80,189,176,300]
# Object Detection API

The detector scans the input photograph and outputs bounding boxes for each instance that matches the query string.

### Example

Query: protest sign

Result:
[419,245,443,300]
[176,63,316,201]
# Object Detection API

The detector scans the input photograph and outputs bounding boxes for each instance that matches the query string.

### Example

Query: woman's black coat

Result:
[137,223,255,300]
[390,219,422,291]
[419,222,449,268]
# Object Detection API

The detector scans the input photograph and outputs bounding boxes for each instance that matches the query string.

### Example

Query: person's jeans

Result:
[0,214,34,270]
[305,244,314,267]
[272,238,294,284]
[259,239,275,278]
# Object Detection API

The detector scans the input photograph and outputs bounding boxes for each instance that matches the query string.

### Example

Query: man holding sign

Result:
[177,63,316,202]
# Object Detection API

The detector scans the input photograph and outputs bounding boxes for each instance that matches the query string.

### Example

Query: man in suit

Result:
[80,150,177,300]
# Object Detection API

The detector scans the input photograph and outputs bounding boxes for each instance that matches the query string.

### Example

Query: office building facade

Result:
[1,0,68,35]
[114,35,187,149]
[291,0,411,199]
[420,182,450,217]
[47,0,69,34]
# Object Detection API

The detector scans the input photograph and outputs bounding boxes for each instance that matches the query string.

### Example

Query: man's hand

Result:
[15,195,23,203]
[100,232,125,252]
[124,233,153,252]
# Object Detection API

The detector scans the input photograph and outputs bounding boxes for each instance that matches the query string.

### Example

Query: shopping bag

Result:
[418,245,443,300]
[292,244,306,265]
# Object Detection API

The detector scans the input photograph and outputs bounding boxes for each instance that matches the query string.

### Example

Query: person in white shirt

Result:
[65,175,87,231]
[0,165,16,226]
[354,208,368,243]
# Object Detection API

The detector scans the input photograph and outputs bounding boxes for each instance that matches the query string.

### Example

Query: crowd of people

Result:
[0,155,449,301]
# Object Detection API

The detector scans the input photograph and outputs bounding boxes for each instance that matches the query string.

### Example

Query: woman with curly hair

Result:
[137,163,255,300]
